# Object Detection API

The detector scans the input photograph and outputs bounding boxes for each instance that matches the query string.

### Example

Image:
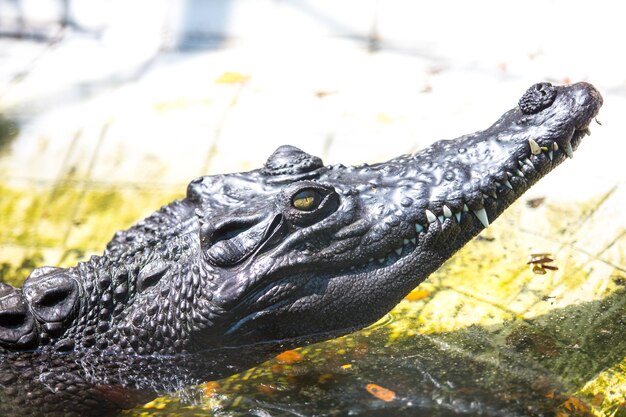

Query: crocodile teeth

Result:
[528,138,541,155]
[377,257,386,264]
[454,212,462,222]
[489,190,497,199]
[463,204,469,212]
[552,142,559,151]
[504,180,513,189]
[425,210,437,223]
[514,168,524,177]
[548,150,553,161]
[394,247,402,256]
[563,141,574,158]
[473,207,489,228]
[415,223,424,233]
[443,205,452,218]
[410,237,416,245]
[403,239,410,245]
[523,158,534,169]
[438,215,445,223]
[368,258,374,263]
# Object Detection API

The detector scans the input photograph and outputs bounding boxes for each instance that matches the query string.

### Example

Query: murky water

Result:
[123,283,626,417]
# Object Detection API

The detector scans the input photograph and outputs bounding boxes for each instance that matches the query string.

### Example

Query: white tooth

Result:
[410,238,416,245]
[489,190,497,199]
[552,142,559,151]
[514,168,524,177]
[504,180,513,189]
[394,247,402,256]
[438,215,445,223]
[454,212,462,222]
[443,205,452,218]
[368,258,374,263]
[463,204,469,212]
[378,257,386,264]
[473,207,490,228]
[528,138,541,155]
[425,210,437,223]
[548,150,553,161]
[506,171,513,178]
[482,193,490,200]
[415,223,424,233]
[523,158,534,169]
[350,266,355,271]
[403,239,409,245]
[563,141,574,158]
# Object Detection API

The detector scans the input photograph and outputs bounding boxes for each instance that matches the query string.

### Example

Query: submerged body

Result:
[0,82,602,416]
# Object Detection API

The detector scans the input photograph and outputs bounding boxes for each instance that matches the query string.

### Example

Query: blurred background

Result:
[1,0,624,268]
[0,1,625,416]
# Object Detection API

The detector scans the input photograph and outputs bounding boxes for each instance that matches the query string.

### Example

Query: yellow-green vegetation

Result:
[0,181,182,286]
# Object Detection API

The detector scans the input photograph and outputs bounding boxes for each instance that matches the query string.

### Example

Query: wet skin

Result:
[0,82,603,416]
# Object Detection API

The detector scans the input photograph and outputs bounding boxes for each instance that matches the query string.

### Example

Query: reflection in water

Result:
[1,289,623,417]
[132,288,625,417]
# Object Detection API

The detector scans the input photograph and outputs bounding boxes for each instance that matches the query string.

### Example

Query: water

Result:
[123,285,626,417]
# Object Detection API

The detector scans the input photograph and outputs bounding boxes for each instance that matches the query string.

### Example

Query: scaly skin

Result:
[0,82,602,417]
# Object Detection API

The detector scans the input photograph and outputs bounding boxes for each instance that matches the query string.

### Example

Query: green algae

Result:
[0,181,182,285]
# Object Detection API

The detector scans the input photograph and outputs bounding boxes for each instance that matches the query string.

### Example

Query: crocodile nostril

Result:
[0,310,26,328]
[518,82,557,114]
[0,283,38,347]
[23,267,80,324]
[38,287,72,308]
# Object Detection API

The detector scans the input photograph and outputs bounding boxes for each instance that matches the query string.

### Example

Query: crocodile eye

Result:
[292,189,319,211]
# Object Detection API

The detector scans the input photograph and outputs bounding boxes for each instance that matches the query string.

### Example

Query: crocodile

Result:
[0,82,602,417]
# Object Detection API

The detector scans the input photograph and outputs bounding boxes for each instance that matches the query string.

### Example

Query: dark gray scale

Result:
[137,260,170,293]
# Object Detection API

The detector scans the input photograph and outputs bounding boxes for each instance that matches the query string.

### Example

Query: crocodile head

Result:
[189,82,603,349]
[0,82,602,377]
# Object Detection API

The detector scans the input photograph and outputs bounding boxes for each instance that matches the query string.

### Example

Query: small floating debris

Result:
[275,349,303,364]
[526,197,546,208]
[404,289,431,301]
[365,383,396,402]
[527,253,558,275]
[202,381,221,397]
